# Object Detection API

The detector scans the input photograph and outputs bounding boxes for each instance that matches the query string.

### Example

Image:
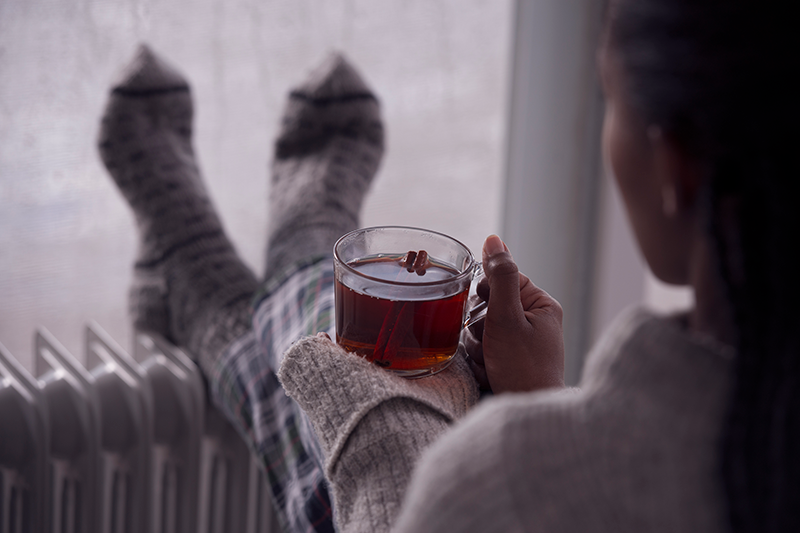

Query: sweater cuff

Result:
[278,336,479,465]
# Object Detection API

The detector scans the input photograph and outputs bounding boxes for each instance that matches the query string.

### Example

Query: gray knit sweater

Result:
[278,308,735,532]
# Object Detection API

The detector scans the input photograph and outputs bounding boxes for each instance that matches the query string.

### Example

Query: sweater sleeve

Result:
[277,336,480,532]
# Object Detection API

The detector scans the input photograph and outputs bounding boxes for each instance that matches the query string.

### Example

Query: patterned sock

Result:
[98,45,258,363]
[264,53,385,281]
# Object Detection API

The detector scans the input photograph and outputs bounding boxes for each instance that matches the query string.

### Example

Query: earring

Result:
[662,183,677,216]
[649,125,677,216]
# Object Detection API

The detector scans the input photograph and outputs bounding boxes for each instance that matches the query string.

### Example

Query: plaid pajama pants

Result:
[206,255,337,533]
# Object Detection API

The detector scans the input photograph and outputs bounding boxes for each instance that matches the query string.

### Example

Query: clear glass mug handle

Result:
[464,262,487,328]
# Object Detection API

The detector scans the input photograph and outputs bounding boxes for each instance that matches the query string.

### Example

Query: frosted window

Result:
[0,0,514,369]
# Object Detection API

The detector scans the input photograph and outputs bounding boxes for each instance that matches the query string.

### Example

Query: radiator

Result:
[0,324,280,533]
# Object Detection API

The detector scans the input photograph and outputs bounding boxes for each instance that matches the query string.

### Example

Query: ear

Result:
[647,126,703,217]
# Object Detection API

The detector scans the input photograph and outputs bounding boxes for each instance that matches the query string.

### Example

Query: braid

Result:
[608,1,800,530]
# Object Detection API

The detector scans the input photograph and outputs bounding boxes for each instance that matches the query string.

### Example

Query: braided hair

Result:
[605,1,800,531]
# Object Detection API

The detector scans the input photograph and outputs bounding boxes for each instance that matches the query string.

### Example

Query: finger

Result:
[463,328,484,365]
[476,276,490,302]
[479,268,552,314]
[467,315,485,340]
[517,273,564,323]
[481,235,525,325]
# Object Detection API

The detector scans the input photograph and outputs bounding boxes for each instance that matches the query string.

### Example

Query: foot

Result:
[264,53,385,281]
[98,45,258,361]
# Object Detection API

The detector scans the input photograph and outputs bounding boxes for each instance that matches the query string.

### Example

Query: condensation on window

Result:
[0,0,513,369]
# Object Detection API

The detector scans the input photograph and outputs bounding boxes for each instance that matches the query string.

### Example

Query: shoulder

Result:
[392,303,734,532]
[394,388,598,533]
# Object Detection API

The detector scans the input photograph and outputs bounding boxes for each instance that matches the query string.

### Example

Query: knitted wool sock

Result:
[98,45,258,363]
[264,53,384,281]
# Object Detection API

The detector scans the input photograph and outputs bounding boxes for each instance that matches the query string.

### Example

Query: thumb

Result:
[482,235,525,325]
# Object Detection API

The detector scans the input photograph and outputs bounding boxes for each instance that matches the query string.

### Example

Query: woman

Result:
[278,1,800,532]
[100,0,798,530]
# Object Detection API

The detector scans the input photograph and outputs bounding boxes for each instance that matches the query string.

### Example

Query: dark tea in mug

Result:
[334,227,478,378]
[335,255,468,371]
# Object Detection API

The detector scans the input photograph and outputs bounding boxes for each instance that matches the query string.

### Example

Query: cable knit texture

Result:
[278,338,479,531]
[280,307,736,533]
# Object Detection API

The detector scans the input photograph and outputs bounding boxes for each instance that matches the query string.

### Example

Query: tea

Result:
[335,254,468,372]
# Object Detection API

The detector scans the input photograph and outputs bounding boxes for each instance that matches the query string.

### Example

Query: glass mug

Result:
[333,226,487,378]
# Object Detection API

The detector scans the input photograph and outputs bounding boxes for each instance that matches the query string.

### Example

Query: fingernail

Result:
[484,235,505,256]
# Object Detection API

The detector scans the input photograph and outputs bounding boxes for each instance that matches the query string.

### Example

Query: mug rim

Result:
[333,225,477,288]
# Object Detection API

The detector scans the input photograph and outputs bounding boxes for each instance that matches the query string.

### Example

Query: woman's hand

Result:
[464,235,565,393]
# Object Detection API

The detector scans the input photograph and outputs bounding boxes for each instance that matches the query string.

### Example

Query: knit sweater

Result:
[278,307,735,532]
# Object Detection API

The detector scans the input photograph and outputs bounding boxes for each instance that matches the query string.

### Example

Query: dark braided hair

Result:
[605,1,800,531]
